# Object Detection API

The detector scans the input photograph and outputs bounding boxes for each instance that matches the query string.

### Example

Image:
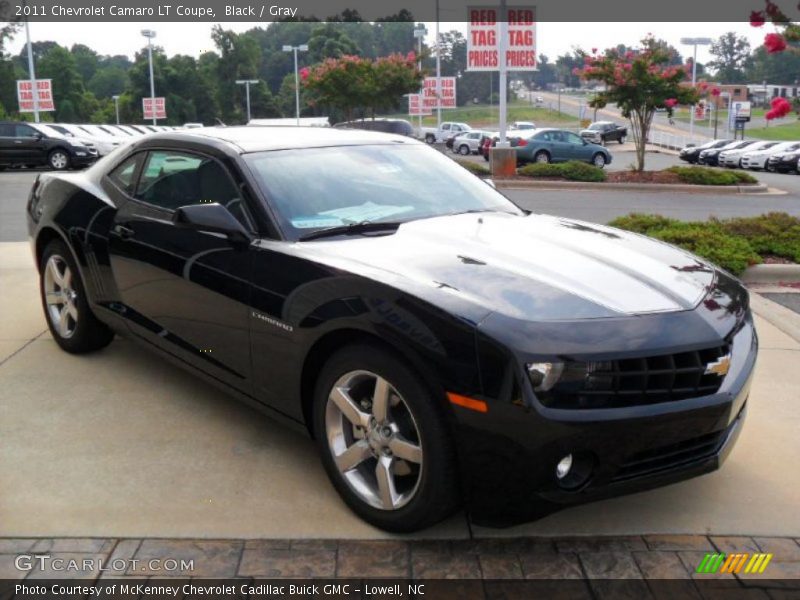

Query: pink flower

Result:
[664,98,678,108]
[698,81,708,91]
[750,10,766,26]
[765,32,787,53]
[711,87,721,97]
[299,67,310,81]
[406,50,416,62]
[623,63,632,71]
[591,47,597,54]
[572,67,581,76]
[766,0,780,17]
[766,109,778,120]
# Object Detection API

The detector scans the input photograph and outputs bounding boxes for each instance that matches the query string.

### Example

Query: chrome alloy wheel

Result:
[44,255,78,338]
[325,370,423,511]
[49,151,68,169]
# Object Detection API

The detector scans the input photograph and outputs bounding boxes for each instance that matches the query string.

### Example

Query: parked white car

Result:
[420,122,472,144]
[49,123,120,155]
[740,141,800,170]
[719,141,778,168]
[450,130,486,155]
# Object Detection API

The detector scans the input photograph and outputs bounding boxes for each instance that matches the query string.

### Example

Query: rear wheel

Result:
[40,239,114,353]
[48,149,70,170]
[619,135,626,144]
[424,134,435,144]
[458,144,470,155]
[534,151,550,164]
[313,344,459,532]
[592,153,607,168]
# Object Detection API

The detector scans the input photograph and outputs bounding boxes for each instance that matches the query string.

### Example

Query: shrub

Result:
[518,160,607,182]
[455,159,490,176]
[665,165,757,186]
[609,212,800,274]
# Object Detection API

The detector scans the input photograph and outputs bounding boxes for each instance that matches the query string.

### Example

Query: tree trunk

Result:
[629,108,654,172]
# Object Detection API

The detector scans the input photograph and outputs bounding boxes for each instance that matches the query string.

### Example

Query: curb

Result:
[750,292,800,345]
[493,179,769,194]
[741,264,800,285]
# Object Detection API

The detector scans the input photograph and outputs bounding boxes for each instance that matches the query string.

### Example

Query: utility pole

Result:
[497,0,508,145]
[680,37,712,137]
[23,2,40,123]
[414,27,426,133]
[236,80,259,123]
[141,29,157,125]
[435,0,441,130]
[283,44,308,125]
[112,95,120,124]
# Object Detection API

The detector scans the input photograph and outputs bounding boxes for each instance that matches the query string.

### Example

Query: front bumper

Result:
[768,156,799,171]
[456,307,757,527]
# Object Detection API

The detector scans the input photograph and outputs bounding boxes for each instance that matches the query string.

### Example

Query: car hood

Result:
[292,213,716,323]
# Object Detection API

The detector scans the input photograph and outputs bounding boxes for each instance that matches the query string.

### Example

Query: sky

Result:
[4,21,768,66]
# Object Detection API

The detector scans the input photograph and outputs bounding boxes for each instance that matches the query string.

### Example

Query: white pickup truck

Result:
[419,122,472,144]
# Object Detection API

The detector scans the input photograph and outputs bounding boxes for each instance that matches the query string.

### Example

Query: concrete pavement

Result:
[2,241,800,540]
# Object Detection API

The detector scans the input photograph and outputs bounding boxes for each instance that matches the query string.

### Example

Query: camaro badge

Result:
[705,354,731,377]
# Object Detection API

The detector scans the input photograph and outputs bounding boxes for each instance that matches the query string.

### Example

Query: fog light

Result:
[556,454,573,480]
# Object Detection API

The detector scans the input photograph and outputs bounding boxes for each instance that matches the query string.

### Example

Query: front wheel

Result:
[313,344,459,533]
[458,144,470,155]
[592,153,607,168]
[424,134,435,144]
[40,239,114,353]
[619,135,626,144]
[48,149,71,170]
[534,151,550,164]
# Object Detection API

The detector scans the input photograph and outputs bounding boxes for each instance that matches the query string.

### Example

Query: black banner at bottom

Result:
[3,578,800,600]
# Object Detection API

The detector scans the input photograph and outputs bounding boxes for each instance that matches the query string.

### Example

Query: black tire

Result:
[618,135,626,144]
[592,153,607,168]
[534,150,550,164]
[39,239,114,354]
[312,344,459,533]
[424,134,435,144]
[48,148,71,170]
[458,144,470,155]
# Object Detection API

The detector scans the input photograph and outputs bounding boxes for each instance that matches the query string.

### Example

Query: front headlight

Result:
[527,362,564,392]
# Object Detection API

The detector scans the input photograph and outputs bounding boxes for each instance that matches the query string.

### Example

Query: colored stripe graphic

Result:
[698,552,774,574]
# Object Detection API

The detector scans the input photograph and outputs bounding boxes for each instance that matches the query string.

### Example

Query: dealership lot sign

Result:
[142,97,167,120]
[423,77,457,110]
[466,6,537,71]
[408,94,432,116]
[17,79,55,112]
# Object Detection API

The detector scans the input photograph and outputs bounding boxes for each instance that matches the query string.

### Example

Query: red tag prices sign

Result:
[422,77,457,109]
[17,79,55,112]
[142,97,167,120]
[467,6,537,72]
[408,94,432,116]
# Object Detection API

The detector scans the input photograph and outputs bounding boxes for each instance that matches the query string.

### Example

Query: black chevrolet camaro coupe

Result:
[27,127,757,532]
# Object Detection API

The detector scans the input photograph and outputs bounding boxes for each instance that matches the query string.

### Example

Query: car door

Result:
[107,148,256,392]
[10,123,45,162]
[563,131,589,160]
[0,123,15,162]
[547,131,573,161]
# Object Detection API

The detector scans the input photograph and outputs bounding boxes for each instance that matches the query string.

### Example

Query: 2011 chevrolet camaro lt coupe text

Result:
[27,127,757,532]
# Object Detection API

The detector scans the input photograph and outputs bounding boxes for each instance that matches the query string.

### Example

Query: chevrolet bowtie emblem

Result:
[705,354,732,377]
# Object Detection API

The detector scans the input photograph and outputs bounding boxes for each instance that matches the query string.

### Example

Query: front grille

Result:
[540,344,730,409]
[612,430,725,482]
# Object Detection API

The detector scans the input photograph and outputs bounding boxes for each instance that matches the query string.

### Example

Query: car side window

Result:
[442,124,450,131]
[0,124,13,137]
[107,154,142,195]
[536,132,550,141]
[565,132,584,145]
[15,124,37,137]
[135,150,251,229]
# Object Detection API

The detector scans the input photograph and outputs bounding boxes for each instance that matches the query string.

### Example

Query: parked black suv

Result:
[0,121,98,171]
[333,118,415,137]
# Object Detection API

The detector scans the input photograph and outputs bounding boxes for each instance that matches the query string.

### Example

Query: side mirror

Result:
[686,143,696,148]
[172,203,251,247]
[34,132,44,140]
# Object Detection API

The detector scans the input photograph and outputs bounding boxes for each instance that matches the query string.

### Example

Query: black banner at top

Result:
[0,0,776,22]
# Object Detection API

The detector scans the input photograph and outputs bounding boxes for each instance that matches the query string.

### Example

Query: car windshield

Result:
[31,124,67,139]
[244,144,523,240]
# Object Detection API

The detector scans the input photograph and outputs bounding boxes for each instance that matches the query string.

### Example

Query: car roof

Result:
[141,125,421,153]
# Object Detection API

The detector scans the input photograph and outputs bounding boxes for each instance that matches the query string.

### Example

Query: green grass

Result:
[384,100,578,128]
[742,120,800,141]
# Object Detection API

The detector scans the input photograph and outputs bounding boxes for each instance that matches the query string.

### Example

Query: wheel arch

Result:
[299,327,453,438]
[35,226,71,272]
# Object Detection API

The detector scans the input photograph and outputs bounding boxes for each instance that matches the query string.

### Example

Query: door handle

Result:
[14,140,22,144]
[112,224,135,240]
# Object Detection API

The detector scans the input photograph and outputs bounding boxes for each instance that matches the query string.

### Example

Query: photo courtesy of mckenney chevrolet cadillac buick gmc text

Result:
[26,126,757,532]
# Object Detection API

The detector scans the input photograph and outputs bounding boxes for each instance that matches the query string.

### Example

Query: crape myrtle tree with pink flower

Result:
[573,36,699,172]
[749,0,800,121]
[300,52,422,122]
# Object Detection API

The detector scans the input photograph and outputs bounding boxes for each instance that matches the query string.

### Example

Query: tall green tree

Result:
[708,33,751,83]
[37,45,88,120]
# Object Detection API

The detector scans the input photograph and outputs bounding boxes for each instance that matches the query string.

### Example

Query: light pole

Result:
[112,95,120,124]
[23,0,40,123]
[283,44,308,125]
[413,26,425,132]
[435,0,442,130]
[236,80,259,123]
[680,37,712,137]
[141,29,157,126]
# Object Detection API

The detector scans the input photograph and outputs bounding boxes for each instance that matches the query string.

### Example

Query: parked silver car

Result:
[451,130,486,155]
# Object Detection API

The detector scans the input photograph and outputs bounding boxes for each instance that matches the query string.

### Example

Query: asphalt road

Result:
[4,157,800,242]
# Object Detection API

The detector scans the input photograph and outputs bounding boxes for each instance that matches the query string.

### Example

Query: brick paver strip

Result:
[1,535,799,587]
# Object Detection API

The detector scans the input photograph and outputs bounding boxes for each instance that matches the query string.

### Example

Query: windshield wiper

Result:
[298,220,403,242]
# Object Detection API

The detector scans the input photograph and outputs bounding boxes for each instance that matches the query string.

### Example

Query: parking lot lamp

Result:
[282,44,308,126]
[23,1,40,123]
[680,37,712,137]
[141,29,157,126]
[414,27,426,132]
[235,80,259,123]
[112,95,120,124]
